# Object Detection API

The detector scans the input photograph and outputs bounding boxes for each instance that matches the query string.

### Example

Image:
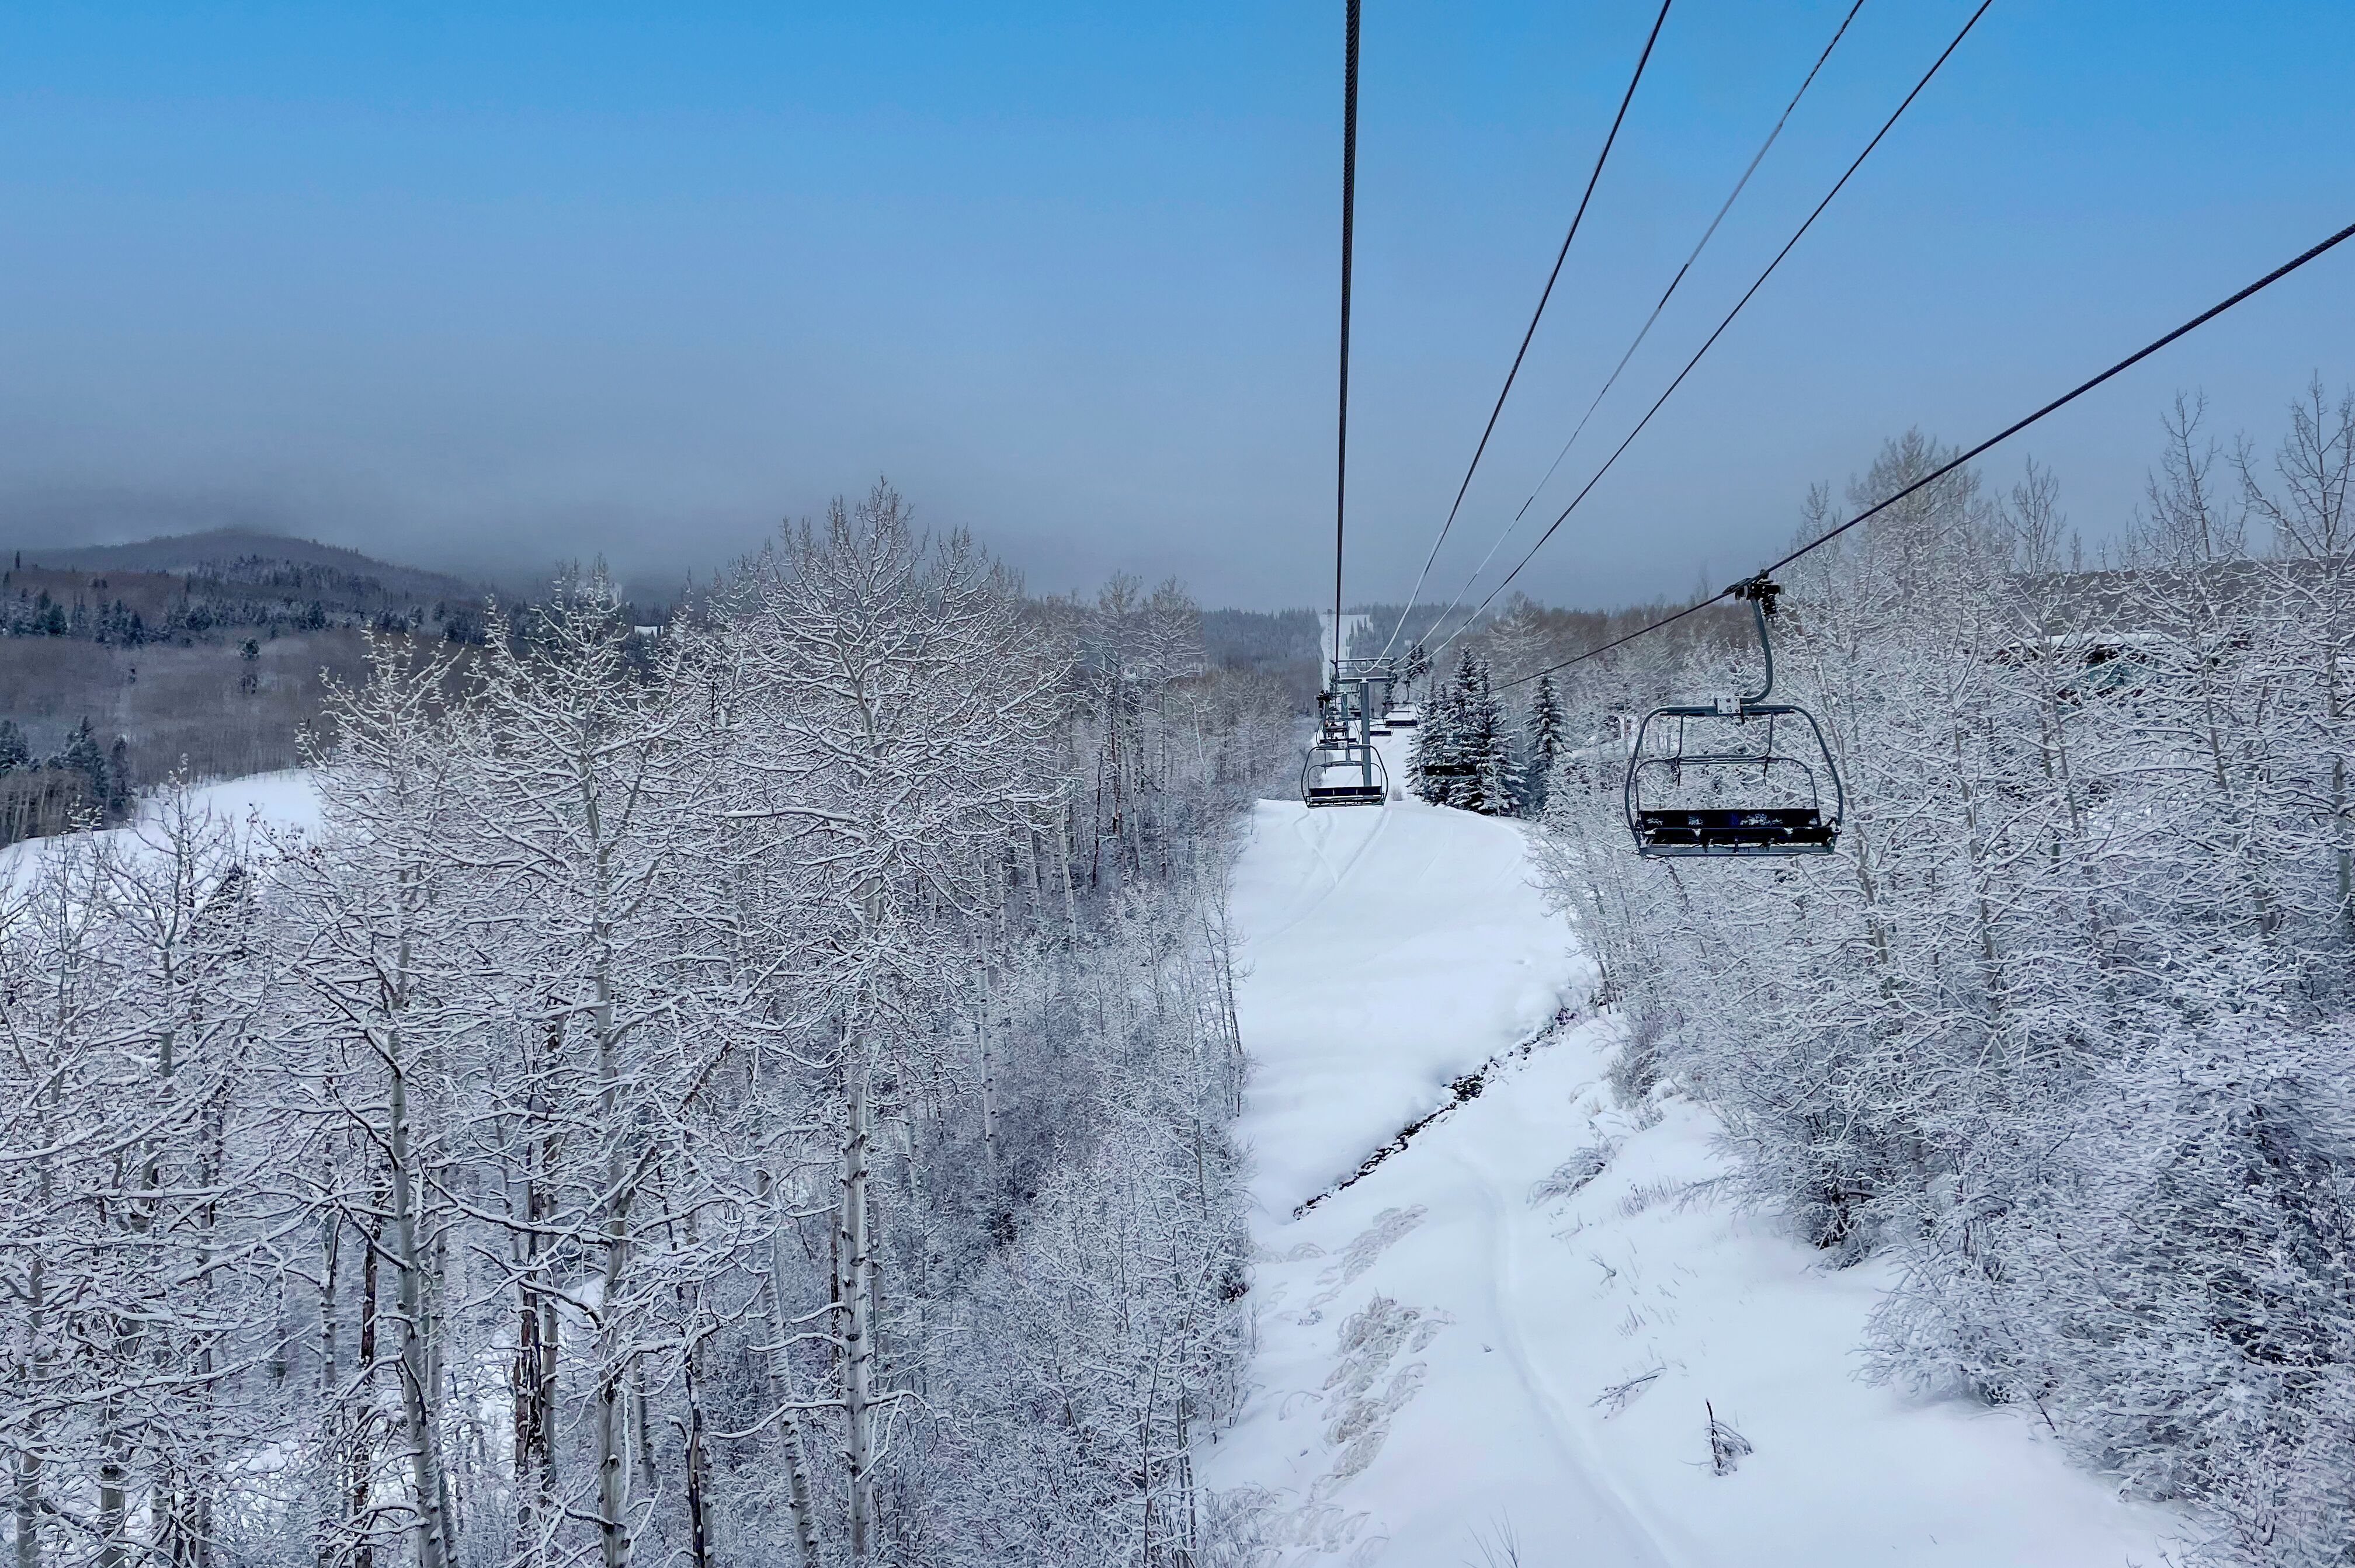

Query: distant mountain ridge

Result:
[0,525,502,648]
[15,526,485,604]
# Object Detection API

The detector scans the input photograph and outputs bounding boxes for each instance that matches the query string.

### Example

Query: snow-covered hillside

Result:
[0,769,322,885]
[1206,758,2186,1565]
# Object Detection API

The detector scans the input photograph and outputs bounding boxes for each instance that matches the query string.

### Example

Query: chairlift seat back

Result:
[1306,781,1389,808]
[1633,806,1833,856]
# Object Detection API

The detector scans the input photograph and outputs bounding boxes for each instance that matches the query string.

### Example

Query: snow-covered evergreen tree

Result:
[1410,650,1517,815]
[1406,660,1463,806]
[1522,672,1565,813]
[1457,651,1517,815]
[1401,639,1432,703]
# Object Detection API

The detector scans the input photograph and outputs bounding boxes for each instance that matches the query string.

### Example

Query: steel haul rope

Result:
[1378,0,1676,662]
[1432,0,1995,663]
[1414,0,1869,652]
[1496,214,2355,690]
[1332,0,1361,681]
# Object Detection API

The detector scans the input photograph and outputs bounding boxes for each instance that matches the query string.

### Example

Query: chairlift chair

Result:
[1302,684,1388,808]
[1623,576,1845,857]
[1302,736,1390,807]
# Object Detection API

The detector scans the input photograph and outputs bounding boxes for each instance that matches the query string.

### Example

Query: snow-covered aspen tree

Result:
[275,637,474,1568]
[715,482,1062,1562]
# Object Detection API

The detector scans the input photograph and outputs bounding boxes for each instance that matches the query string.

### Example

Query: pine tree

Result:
[1402,639,1432,703]
[104,738,131,815]
[1411,651,1520,814]
[1408,656,1475,807]
[1523,673,1565,813]
[54,718,112,820]
[1406,669,1458,805]
[1456,651,1517,816]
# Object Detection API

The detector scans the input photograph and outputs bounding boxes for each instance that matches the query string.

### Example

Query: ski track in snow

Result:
[1203,745,2190,1566]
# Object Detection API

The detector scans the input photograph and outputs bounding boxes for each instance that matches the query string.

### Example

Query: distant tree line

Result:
[0,573,496,648]
[0,541,624,651]
[0,715,133,846]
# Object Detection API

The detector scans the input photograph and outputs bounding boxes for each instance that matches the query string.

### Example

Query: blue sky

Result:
[3,1,2350,608]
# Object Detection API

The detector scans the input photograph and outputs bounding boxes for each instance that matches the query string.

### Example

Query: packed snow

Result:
[1206,748,2187,1566]
[159,769,326,841]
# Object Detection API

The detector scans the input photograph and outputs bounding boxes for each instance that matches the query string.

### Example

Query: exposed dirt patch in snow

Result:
[1294,1007,1580,1217]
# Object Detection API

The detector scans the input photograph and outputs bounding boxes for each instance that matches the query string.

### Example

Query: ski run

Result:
[1205,735,2186,1566]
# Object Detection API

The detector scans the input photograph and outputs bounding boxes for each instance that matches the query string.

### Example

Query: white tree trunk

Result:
[1057,813,1081,941]
[387,1048,453,1568]
[759,1173,825,1567]
[842,1025,878,1563]
[977,968,1000,1173]
[595,981,634,1568]
[13,1244,41,1568]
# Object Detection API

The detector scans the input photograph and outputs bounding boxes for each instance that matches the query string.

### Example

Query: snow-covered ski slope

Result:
[1207,773,2184,1566]
[1318,610,1373,685]
[0,770,323,887]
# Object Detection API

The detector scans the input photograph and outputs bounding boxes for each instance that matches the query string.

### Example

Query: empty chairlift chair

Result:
[1302,685,1390,808]
[1623,576,1844,857]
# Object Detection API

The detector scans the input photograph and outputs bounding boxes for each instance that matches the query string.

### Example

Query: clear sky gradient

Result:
[5,2,2350,608]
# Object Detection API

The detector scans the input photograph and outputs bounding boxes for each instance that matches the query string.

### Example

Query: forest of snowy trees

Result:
[0,486,1293,1568]
[1536,383,2355,1566]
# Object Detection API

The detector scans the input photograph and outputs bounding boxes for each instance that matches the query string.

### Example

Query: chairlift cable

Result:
[1332,0,1362,682]
[1376,0,1676,664]
[1422,0,1866,648]
[1494,213,2355,691]
[1427,0,1993,666]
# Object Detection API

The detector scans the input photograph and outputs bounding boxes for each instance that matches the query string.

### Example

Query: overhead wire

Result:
[1331,0,1362,683]
[1426,0,1993,665]
[1492,214,2355,690]
[1376,0,1676,663]
[1411,0,1867,652]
